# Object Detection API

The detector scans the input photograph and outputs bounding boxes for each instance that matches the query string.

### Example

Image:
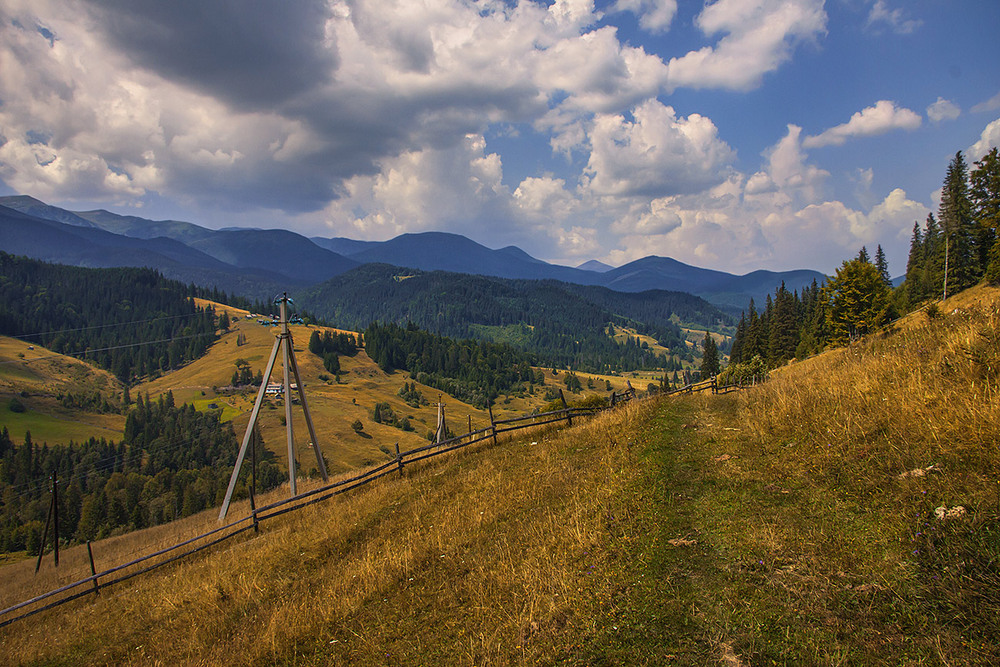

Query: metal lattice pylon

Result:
[219,293,328,520]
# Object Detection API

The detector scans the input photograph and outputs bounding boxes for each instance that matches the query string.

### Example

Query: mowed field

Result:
[0,336,126,445]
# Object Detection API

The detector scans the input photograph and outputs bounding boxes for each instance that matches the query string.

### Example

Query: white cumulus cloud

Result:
[582,99,735,198]
[665,0,827,91]
[866,0,922,35]
[613,0,678,33]
[803,100,921,148]
[926,97,961,123]
[968,118,1000,162]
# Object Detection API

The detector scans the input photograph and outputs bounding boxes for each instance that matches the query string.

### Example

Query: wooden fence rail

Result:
[0,395,634,629]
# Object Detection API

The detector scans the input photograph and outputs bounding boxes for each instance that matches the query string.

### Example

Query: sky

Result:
[1,0,998,276]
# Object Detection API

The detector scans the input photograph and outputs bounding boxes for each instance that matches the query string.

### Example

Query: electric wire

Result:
[11,312,202,340]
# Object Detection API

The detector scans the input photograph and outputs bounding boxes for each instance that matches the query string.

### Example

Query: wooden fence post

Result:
[86,541,99,596]
[396,442,404,477]
[559,389,572,425]
[488,405,498,446]
[249,489,259,534]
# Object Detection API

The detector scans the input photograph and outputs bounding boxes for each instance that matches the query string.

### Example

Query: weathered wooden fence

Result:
[0,392,634,629]
[664,375,765,397]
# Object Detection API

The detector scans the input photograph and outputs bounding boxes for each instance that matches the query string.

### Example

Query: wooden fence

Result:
[0,391,634,629]
[664,375,765,397]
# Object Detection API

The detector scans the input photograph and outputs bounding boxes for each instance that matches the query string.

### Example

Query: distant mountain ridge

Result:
[0,194,826,310]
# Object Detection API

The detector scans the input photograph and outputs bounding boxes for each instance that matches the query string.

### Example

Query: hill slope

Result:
[2,285,997,663]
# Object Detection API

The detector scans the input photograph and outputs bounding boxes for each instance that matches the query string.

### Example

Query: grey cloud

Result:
[82,0,336,110]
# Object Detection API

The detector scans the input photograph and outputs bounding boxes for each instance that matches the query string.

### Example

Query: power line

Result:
[11,312,202,340]
[0,332,216,367]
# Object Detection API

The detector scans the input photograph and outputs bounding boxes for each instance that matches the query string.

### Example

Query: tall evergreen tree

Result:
[824,256,892,344]
[938,151,977,292]
[874,245,892,286]
[700,331,720,378]
[768,282,799,365]
[971,147,1000,281]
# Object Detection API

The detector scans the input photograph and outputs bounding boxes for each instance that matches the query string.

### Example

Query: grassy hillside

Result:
[0,336,125,445]
[3,286,996,664]
[135,299,633,476]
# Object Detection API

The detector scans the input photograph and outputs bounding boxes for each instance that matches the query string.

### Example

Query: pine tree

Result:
[700,331,720,378]
[938,151,977,292]
[824,256,892,344]
[768,282,799,366]
[874,245,891,286]
[971,147,1000,280]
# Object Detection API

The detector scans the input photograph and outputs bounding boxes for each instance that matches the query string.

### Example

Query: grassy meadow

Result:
[2,286,998,664]
[0,336,126,445]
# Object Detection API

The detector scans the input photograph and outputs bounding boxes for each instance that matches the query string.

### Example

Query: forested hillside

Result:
[0,253,221,383]
[364,322,538,408]
[727,147,1000,375]
[298,265,725,371]
[0,393,281,553]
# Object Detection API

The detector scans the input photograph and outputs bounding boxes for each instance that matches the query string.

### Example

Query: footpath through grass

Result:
[569,390,998,665]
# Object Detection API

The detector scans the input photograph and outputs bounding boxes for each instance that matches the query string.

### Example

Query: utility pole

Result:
[219,294,329,521]
[35,472,59,573]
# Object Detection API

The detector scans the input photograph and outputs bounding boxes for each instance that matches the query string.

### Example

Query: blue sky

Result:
[1,0,998,276]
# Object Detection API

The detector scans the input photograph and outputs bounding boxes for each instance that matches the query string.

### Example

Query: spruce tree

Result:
[824,256,891,344]
[971,147,1000,280]
[938,151,977,291]
[875,245,891,286]
[700,331,720,378]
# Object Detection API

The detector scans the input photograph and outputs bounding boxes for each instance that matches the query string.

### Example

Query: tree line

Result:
[0,253,221,384]
[727,147,1000,372]
[0,393,281,553]
[363,322,538,408]
[298,265,717,373]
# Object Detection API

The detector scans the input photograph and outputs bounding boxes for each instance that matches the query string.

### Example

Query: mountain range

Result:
[0,194,826,311]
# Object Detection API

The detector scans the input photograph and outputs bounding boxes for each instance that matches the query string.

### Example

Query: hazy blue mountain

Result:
[601,256,826,311]
[577,259,614,273]
[0,205,296,299]
[340,231,602,283]
[73,208,220,244]
[310,236,376,256]
[3,195,828,311]
[0,195,100,228]
[186,228,358,285]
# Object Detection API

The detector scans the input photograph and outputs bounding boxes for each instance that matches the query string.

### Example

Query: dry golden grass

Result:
[0,335,126,445]
[136,303,633,475]
[0,399,654,666]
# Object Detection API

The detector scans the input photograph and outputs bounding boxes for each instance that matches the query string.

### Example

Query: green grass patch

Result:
[190,397,242,423]
[0,402,123,444]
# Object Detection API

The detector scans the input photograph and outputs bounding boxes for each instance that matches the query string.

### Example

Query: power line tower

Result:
[219,294,328,520]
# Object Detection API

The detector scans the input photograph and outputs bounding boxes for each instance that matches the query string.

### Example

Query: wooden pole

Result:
[249,488,259,534]
[559,389,572,426]
[286,339,329,481]
[219,334,282,520]
[52,470,58,567]
[34,475,55,574]
[86,541,99,596]
[435,398,446,444]
[488,405,498,446]
[280,296,297,496]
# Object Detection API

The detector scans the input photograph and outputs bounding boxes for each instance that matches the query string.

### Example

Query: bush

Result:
[717,354,768,387]
[8,397,25,413]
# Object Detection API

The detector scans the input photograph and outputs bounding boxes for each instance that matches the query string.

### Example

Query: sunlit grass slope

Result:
[0,335,125,445]
[136,299,636,475]
[6,287,996,664]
